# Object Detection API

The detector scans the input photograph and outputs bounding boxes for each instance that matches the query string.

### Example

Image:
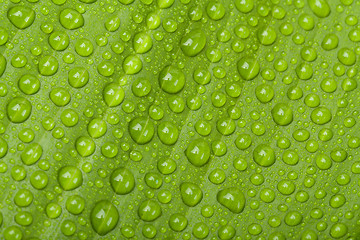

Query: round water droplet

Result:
[237,57,260,80]
[212,140,227,156]
[14,189,33,207]
[11,54,27,68]
[163,18,178,33]
[330,223,348,239]
[123,55,142,75]
[110,167,135,194]
[169,213,188,232]
[311,107,332,125]
[329,194,346,208]
[18,74,40,95]
[211,91,227,107]
[91,200,119,236]
[58,166,83,190]
[233,158,247,171]
[21,143,42,165]
[11,165,26,181]
[3,226,23,240]
[46,202,62,219]
[217,187,246,213]
[7,97,32,123]
[168,96,185,113]
[75,136,95,157]
[180,29,206,57]
[180,182,203,207]
[296,62,313,80]
[30,170,48,189]
[61,109,79,127]
[192,222,209,239]
[75,38,94,56]
[68,67,89,88]
[253,144,276,167]
[88,118,107,138]
[0,137,8,159]
[142,224,157,238]
[103,83,125,107]
[257,26,277,45]
[49,31,70,51]
[97,61,115,77]
[208,168,226,184]
[129,117,155,144]
[301,46,317,62]
[7,6,35,29]
[298,14,315,31]
[159,65,185,93]
[235,134,252,150]
[138,199,162,222]
[61,220,76,236]
[59,8,84,30]
[216,118,235,135]
[157,121,179,145]
[101,142,118,158]
[206,1,225,20]
[38,55,59,76]
[157,158,177,175]
[0,28,9,46]
[66,195,85,215]
[0,54,6,77]
[284,211,303,226]
[315,153,332,170]
[49,87,71,106]
[193,68,211,85]
[308,0,331,18]
[277,180,295,195]
[304,93,320,108]
[195,120,212,136]
[105,16,120,32]
[133,32,153,53]
[15,211,33,226]
[255,84,274,103]
[337,48,356,66]
[260,188,275,203]
[132,78,151,97]
[146,11,161,29]
[282,150,299,165]
[331,148,347,162]
[321,34,338,51]
[145,172,162,189]
[235,0,254,13]
[271,103,293,126]
[185,139,211,167]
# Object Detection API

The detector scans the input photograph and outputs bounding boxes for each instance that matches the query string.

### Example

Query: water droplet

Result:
[110,167,135,194]
[308,0,331,18]
[185,139,211,167]
[90,200,119,236]
[58,166,83,190]
[7,6,35,29]
[59,8,84,30]
[138,199,162,222]
[253,144,276,167]
[180,29,206,57]
[237,57,260,80]
[217,187,246,213]
[159,65,185,93]
[7,97,32,123]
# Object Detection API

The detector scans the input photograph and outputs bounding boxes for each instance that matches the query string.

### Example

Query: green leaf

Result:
[0,0,359,239]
